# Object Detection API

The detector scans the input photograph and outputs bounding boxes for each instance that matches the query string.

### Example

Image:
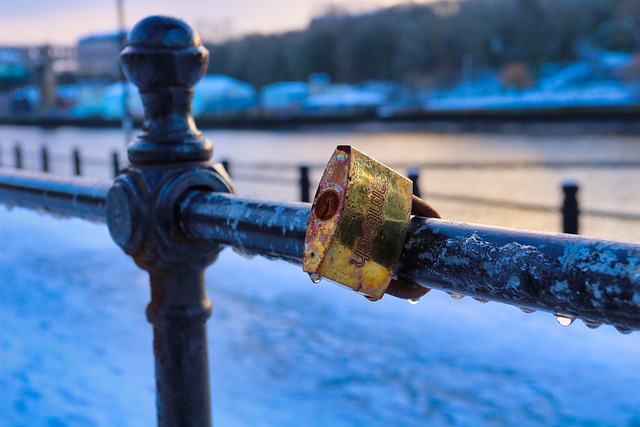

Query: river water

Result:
[1,124,639,242]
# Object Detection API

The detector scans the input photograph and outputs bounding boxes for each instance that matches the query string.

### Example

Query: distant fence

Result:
[2,142,640,235]
[0,143,122,178]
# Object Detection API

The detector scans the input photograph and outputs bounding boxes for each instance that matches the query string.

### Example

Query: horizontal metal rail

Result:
[0,168,110,222]
[180,190,640,331]
[397,218,640,332]
[1,172,639,331]
[180,192,310,264]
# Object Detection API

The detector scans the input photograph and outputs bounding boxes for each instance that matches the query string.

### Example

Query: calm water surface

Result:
[1,125,639,242]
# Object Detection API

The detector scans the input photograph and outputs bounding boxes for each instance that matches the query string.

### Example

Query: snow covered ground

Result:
[2,208,640,426]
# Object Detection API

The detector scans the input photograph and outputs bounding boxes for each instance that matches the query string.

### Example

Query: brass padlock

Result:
[303,145,413,300]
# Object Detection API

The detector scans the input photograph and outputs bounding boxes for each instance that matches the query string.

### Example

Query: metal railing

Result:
[1,16,640,427]
[5,144,640,234]
[2,143,122,178]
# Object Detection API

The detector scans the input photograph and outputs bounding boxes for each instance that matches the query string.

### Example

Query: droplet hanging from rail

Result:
[520,307,535,314]
[583,319,601,329]
[555,314,575,327]
[232,246,255,260]
[616,326,632,335]
[474,298,488,304]
[448,292,464,300]
[408,298,420,305]
[308,273,322,284]
[364,295,378,302]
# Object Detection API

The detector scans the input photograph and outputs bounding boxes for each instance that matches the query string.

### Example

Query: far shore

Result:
[2,105,640,134]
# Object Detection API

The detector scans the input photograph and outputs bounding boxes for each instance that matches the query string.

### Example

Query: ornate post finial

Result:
[108,16,235,427]
[120,15,211,164]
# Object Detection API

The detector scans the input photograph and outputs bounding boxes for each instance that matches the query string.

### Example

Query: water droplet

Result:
[448,292,464,300]
[555,313,575,327]
[474,298,488,304]
[232,246,254,260]
[616,326,632,335]
[364,295,378,302]
[408,298,420,305]
[519,307,535,314]
[308,273,322,284]
[583,319,601,329]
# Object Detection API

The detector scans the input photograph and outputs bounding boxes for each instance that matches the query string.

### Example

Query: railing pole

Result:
[221,159,231,178]
[299,164,310,203]
[73,148,82,176]
[108,16,234,427]
[562,180,579,234]
[112,151,120,178]
[407,167,421,198]
[14,144,23,169]
[147,271,212,426]
[41,145,49,173]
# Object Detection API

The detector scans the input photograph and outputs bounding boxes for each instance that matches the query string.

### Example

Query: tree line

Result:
[205,0,640,89]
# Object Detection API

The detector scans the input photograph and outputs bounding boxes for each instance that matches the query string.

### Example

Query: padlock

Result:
[303,145,413,300]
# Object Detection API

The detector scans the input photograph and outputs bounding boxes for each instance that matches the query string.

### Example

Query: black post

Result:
[41,146,49,173]
[407,167,421,198]
[14,144,23,169]
[221,159,231,178]
[562,181,579,235]
[108,16,234,427]
[73,148,82,176]
[299,164,310,203]
[112,151,120,178]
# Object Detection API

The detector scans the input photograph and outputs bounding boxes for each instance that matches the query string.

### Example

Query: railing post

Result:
[73,148,82,176]
[14,144,23,169]
[106,16,233,427]
[112,151,120,178]
[407,167,421,198]
[221,159,231,178]
[299,164,310,202]
[562,180,579,234]
[41,145,49,172]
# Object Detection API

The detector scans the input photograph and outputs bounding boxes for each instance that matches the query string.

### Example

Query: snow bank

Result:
[1,208,639,426]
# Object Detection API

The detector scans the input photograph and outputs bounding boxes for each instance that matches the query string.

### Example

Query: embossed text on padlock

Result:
[303,145,413,300]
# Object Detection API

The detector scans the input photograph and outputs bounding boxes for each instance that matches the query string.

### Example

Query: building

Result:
[193,75,257,116]
[260,82,309,114]
[0,47,32,91]
[77,32,126,81]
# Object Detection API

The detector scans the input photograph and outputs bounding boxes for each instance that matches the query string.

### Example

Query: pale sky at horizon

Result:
[0,0,434,46]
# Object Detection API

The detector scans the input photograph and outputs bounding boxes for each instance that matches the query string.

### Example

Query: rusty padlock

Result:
[303,145,416,300]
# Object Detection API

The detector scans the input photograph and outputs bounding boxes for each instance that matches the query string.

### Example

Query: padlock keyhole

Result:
[314,189,341,221]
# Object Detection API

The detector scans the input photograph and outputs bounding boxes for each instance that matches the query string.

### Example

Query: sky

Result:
[0,0,433,46]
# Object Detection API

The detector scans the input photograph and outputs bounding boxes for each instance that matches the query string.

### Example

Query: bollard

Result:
[299,164,310,203]
[107,16,234,427]
[562,180,579,234]
[41,146,49,173]
[221,159,231,178]
[407,167,421,198]
[73,148,82,176]
[112,151,120,178]
[14,144,23,169]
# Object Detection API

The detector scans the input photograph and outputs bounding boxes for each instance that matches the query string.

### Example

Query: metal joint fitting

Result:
[106,15,235,427]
